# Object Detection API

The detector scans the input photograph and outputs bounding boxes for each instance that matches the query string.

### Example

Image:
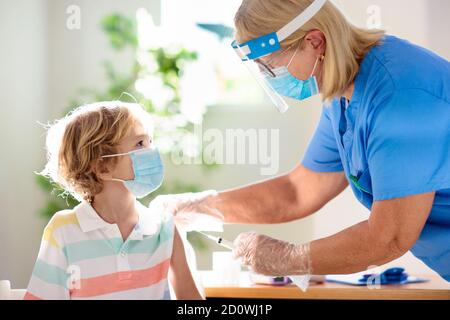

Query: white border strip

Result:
[277,0,327,42]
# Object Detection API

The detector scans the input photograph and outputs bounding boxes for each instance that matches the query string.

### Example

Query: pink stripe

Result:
[70,259,170,298]
[23,292,42,300]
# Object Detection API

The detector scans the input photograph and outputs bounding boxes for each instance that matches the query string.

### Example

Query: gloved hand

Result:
[232,232,312,277]
[150,190,224,231]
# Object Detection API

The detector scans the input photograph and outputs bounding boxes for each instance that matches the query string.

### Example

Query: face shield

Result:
[231,0,327,113]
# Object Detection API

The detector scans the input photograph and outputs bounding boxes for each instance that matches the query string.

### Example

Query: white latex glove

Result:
[149,190,224,232]
[232,232,312,277]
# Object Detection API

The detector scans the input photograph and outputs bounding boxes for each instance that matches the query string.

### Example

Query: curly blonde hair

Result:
[40,101,153,202]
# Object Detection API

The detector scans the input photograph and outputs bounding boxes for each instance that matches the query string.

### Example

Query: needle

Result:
[197,231,234,250]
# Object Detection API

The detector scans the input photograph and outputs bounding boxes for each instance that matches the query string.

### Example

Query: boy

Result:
[24,101,203,300]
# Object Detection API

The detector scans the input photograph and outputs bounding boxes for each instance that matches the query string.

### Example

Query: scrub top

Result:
[302,35,450,281]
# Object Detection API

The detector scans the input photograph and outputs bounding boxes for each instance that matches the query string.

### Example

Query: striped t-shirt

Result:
[24,200,174,300]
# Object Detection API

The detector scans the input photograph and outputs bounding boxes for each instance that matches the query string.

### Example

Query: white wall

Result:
[47,0,161,118]
[0,0,49,288]
[427,0,450,60]
[333,0,450,60]
[333,0,427,45]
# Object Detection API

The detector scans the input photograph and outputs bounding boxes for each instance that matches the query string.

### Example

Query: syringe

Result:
[197,231,234,250]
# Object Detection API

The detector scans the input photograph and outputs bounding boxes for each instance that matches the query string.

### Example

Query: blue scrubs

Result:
[302,35,450,281]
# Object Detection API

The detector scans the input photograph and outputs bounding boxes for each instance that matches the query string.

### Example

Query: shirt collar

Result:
[74,200,162,237]
[75,201,112,233]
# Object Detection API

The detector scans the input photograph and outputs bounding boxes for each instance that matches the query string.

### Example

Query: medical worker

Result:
[170,0,450,282]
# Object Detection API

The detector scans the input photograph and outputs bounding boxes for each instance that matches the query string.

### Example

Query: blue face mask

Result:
[102,147,164,198]
[266,66,319,101]
[264,47,321,103]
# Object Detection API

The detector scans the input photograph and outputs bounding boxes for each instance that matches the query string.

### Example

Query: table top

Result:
[201,272,450,300]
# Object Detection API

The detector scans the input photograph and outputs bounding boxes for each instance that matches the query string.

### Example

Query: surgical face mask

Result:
[101,147,164,198]
[264,47,320,104]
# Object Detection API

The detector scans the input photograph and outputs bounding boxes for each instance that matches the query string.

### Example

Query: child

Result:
[24,101,203,300]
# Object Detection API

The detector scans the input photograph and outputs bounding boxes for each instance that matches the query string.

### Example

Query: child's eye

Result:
[136,140,144,147]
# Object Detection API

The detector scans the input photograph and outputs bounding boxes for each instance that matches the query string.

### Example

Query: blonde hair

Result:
[41,101,153,202]
[234,0,385,100]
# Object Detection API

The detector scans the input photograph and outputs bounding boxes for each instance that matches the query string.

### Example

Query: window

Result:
[158,0,267,108]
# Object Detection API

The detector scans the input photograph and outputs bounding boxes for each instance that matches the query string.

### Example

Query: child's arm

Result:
[168,226,204,300]
[24,220,70,300]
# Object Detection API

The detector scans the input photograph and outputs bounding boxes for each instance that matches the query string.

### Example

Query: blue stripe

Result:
[32,259,69,288]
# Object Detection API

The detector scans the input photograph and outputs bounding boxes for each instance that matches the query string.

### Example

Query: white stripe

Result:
[277,0,327,42]
[36,242,67,268]
[26,276,69,300]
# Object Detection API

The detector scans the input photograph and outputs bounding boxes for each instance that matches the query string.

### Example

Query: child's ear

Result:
[93,158,112,181]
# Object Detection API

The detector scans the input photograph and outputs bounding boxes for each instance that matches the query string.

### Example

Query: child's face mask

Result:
[102,147,164,198]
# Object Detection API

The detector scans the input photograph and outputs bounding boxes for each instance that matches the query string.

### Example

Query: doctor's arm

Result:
[234,192,435,276]
[201,164,348,224]
[310,192,435,274]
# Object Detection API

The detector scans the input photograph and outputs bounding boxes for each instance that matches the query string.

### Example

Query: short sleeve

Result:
[368,89,450,201]
[302,106,344,172]
[24,223,70,300]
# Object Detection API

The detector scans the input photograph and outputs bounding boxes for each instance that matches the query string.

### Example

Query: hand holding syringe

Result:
[198,231,312,292]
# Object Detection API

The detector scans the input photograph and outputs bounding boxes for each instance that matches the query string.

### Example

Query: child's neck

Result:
[92,188,139,240]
